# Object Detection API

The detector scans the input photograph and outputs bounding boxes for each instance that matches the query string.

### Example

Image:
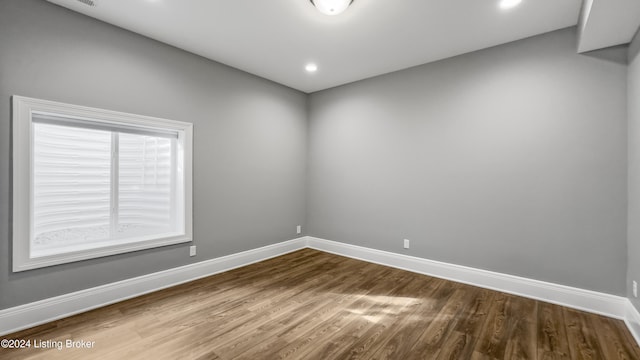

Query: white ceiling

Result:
[45,0,638,93]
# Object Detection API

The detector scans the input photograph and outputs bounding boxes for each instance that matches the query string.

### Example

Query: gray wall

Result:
[0,0,307,309]
[0,0,630,311]
[628,30,640,310]
[307,28,628,295]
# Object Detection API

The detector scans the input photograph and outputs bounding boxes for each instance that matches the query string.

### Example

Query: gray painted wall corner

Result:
[628,27,640,312]
[0,0,308,310]
[0,0,633,313]
[307,27,628,295]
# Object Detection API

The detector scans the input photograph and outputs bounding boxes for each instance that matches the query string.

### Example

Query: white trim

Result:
[1,235,637,346]
[0,237,307,336]
[306,237,628,319]
[625,300,640,345]
[11,95,194,272]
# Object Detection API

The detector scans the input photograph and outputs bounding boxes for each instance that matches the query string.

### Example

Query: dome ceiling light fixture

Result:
[310,0,354,16]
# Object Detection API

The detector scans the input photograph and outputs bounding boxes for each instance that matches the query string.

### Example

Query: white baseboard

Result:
[625,301,640,345]
[1,235,636,345]
[307,237,628,320]
[0,237,307,336]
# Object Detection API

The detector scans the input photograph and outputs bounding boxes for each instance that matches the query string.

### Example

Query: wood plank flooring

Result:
[1,249,638,360]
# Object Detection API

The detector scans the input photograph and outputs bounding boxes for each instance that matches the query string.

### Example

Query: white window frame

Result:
[12,95,193,272]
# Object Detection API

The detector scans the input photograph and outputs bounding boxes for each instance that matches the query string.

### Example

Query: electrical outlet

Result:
[403,239,410,249]
[189,246,196,257]
[634,281,638,298]
[296,225,302,234]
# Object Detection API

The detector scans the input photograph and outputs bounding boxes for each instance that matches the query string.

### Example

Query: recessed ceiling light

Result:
[310,0,353,16]
[305,63,318,73]
[499,0,522,10]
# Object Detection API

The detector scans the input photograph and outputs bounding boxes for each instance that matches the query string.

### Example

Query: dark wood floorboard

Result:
[1,249,638,360]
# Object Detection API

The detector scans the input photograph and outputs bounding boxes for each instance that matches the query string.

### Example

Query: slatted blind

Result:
[32,123,112,254]
[118,133,174,239]
[32,116,178,258]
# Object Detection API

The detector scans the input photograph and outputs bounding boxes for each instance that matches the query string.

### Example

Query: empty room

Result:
[2,0,640,358]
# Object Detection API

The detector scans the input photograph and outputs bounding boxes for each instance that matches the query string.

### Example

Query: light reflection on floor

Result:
[344,294,421,324]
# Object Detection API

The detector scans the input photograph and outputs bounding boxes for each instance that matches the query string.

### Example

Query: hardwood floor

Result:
[1,249,638,359]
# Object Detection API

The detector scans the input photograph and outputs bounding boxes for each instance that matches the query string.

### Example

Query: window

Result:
[12,96,193,271]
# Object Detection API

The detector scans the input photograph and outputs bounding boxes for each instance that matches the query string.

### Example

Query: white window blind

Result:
[32,123,113,256]
[12,96,193,271]
[118,133,177,240]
